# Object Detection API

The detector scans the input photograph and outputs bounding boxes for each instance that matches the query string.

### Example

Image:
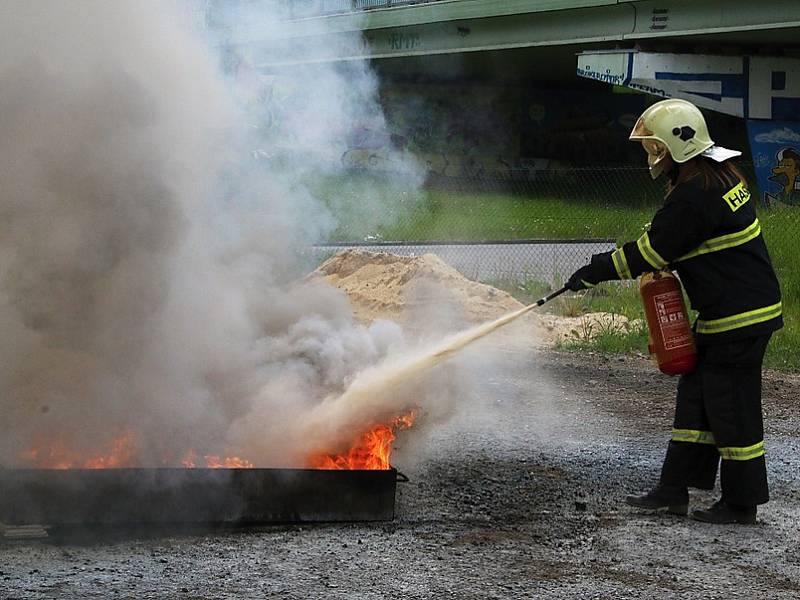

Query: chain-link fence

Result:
[309,239,617,283]
[313,166,655,284]
[312,163,795,291]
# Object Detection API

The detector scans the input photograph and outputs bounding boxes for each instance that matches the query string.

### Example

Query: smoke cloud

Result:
[0,1,477,468]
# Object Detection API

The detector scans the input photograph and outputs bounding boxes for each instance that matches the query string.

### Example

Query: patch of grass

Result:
[763,303,799,372]
[556,293,587,318]
[581,283,643,321]
[558,316,650,355]
[491,278,588,317]
[495,279,553,306]
[760,209,800,371]
[381,192,655,242]
[549,283,650,356]
[317,175,657,243]
[494,277,649,355]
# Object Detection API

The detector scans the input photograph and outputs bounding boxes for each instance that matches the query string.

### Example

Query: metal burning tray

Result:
[0,468,400,526]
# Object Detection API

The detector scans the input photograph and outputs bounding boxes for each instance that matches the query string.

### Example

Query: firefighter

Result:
[566,98,782,524]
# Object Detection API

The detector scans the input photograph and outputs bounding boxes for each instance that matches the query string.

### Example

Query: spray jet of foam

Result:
[296,294,562,457]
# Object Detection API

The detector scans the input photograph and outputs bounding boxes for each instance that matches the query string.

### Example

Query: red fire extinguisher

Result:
[639,270,697,376]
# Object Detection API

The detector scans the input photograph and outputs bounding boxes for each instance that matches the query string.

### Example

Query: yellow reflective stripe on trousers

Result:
[677,219,761,262]
[636,232,668,269]
[718,441,765,461]
[611,248,632,279]
[672,428,716,444]
[696,302,782,334]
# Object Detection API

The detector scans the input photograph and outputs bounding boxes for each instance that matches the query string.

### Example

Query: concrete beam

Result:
[251,4,634,65]
[226,1,622,45]
[298,0,620,33]
[626,0,800,39]
[238,0,800,65]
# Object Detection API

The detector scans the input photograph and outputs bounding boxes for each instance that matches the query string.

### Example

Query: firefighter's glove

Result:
[566,265,598,291]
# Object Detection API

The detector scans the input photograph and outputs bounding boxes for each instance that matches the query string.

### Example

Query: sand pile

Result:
[311,250,641,347]
[311,250,524,325]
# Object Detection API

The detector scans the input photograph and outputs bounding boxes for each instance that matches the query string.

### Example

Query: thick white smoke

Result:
[0,0,455,468]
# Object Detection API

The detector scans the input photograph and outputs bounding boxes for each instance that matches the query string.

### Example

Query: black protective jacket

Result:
[589,169,782,346]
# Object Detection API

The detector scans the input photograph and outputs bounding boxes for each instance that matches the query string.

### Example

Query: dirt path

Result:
[2,348,799,599]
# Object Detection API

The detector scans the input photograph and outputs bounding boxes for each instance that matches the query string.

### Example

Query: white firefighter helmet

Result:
[629,98,715,179]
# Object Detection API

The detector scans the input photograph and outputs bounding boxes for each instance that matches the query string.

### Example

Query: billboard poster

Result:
[746,120,800,208]
[578,52,800,121]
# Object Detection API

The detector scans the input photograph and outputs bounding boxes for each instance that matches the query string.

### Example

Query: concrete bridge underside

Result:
[231,0,800,66]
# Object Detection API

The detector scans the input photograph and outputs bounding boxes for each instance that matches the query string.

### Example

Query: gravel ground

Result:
[2,345,799,599]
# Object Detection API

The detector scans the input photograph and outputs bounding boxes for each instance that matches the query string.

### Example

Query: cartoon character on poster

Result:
[747,121,800,207]
[769,147,800,206]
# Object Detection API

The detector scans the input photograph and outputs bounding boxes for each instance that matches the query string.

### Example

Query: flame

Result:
[202,455,254,469]
[20,433,254,469]
[180,450,254,469]
[309,411,416,470]
[83,431,137,469]
[20,430,137,470]
[180,449,198,469]
[19,411,417,471]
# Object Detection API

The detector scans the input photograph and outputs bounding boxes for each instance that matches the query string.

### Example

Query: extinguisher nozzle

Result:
[536,286,569,307]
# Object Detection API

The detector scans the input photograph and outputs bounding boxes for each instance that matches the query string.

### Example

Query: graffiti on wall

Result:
[519,90,645,166]
[347,84,648,177]
[372,83,521,177]
[747,120,800,207]
[227,48,652,177]
[578,52,800,121]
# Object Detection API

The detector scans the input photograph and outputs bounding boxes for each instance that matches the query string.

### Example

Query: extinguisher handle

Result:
[535,286,569,307]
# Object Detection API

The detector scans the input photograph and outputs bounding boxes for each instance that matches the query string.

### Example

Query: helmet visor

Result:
[642,139,667,158]
[629,117,654,139]
[641,140,670,180]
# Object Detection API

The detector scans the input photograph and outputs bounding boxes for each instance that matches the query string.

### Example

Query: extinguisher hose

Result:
[534,285,569,307]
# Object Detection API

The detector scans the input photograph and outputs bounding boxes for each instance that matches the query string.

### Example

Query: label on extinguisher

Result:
[653,291,693,350]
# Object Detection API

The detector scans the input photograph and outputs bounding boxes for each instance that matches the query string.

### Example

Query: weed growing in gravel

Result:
[559,312,649,355]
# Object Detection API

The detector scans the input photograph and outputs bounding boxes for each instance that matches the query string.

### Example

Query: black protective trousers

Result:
[659,334,771,507]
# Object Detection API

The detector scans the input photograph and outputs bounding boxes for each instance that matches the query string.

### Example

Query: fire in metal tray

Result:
[15,410,416,472]
[0,413,416,526]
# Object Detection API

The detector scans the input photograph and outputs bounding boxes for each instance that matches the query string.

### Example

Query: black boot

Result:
[625,484,688,515]
[692,500,756,524]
